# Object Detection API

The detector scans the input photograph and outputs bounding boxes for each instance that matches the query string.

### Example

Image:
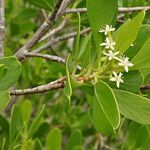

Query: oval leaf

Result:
[0,57,21,91]
[46,128,62,150]
[94,80,120,128]
[91,96,115,135]
[113,11,145,53]
[114,89,150,124]
[87,0,117,54]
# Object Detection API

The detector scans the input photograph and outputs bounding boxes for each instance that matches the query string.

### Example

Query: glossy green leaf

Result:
[91,96,115,135]
[65,130,82,150]
[87,0,117,55]
[46,128,62,150]
[132,38,150,78]
[113,11,145,53]
[125,25,150,59]
[114,89,150,124]
[0,57,21,91]
[94,80,120,128]
[0,91,10,111]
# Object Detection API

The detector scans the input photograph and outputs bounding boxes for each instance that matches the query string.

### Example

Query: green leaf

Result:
[94,80,120,128]
[0,64,7,80]
[114,89,150,124]
[65,130,82,150]
[125,25,150,59]
[0,114,9,135]
[0,57,21,91]
[0,91,10,111]
[132,38,150,78]
[80,34,96,69]
[63,55,72,111]
[28,105,45,137]
[113,11,145,53]
[9,104,23,144]
[74,13,81,64]
[20,100,32,126]
[91,96,115,135]
[87,0,117,55]
[46,128,62,150]
[34,139,42,150]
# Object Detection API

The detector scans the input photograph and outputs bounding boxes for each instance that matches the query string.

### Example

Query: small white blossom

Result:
[100,37,116,50]
[109,71,124,88]
[103,50,119,60]
[118,57,134,72]
[99,25,115,35]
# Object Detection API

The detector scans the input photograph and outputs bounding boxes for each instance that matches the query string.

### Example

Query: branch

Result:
[25,52,82,70]
[119,6,150,13]
[15,0,64,61]
[25,52,66,64]
[10,77,66,96]
[0,0,5,57]
[33,27,91,53]
[140,84,150,90]
[63,6,150,15]
[39,19,67,42]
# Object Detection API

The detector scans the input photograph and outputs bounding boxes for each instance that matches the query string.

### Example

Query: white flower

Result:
[99,25,115,35]
[109,71,124,88]
[118,57,134,72]
[103,50,119,60]
[100,37,116,50]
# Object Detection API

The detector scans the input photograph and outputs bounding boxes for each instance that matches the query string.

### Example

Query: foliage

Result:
[1,0,150,149]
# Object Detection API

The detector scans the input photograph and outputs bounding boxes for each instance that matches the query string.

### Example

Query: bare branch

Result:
[0,0,5,57]
[119,6,150,13]
[25,52,82,70]
[25,52,66,64]
[56,0,75,18]
[10,77,66,96]
[141,84,150,90]
[39,19,67,42]
[63,6,150,15]
[33,27,91,53]
[15,0,64,61]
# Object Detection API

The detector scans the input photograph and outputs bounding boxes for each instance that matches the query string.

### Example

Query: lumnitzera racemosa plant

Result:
[2,0,150,149]
[64,8,150,136]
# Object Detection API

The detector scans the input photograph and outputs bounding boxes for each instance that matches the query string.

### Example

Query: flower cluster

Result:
[99,25,134,88]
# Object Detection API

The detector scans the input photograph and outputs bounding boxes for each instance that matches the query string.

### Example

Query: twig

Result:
[56,0,75,19]
[10,77,66,96]
[25,52,66,64]
[141,84,150,90]
[15,0,64,61]
[39,19,67,42]
[119,6,150,13]
[0,0,5,57]
[63,6,150,15]
[25,52,82,70]
[33,27,91,53]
